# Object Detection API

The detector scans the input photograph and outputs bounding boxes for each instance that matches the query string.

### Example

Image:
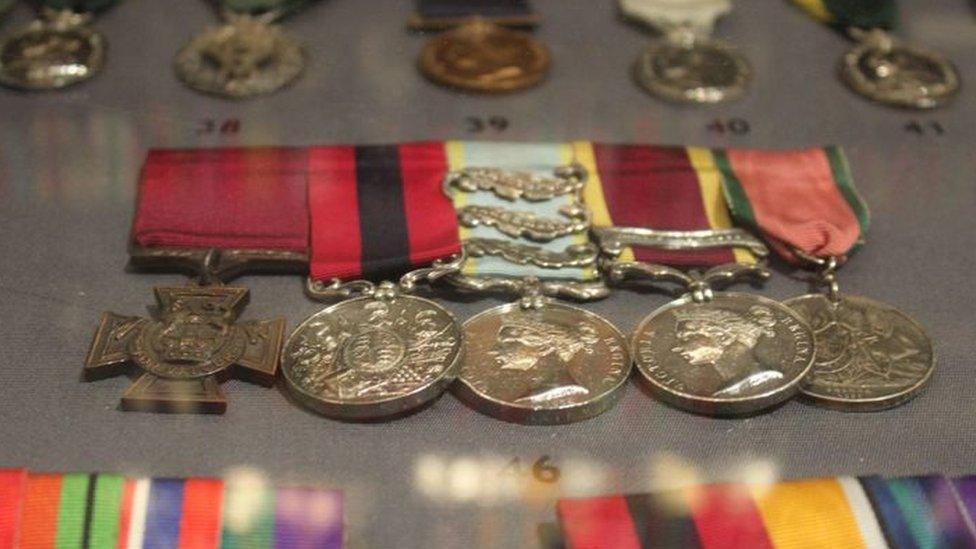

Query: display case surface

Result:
[0,1,973,547]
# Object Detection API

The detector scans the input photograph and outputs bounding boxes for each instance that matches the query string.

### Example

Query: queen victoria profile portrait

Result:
[671,305,784,397]
[489,315,600,406]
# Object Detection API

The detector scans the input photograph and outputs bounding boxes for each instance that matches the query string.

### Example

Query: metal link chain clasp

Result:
[304,252,466,302]
[792,248,843,302]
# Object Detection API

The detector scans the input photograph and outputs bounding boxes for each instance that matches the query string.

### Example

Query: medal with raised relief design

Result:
[621,0,750,103]
[720,146,934,410]
[0,0,117,90]
[588,144,818,416]
[622,263,814,416]
[791,0,958,109]
[283,260,464,421]
[440,151,627,423]
[412,0,550,93]
[175,0,313,98]
[85,252,285,414]
[277,143,467,420]
[457,283,630,425]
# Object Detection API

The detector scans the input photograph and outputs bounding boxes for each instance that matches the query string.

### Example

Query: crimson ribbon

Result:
[131,144,461,281]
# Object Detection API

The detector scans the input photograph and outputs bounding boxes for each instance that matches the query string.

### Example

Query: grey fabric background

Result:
[0,1,973,547]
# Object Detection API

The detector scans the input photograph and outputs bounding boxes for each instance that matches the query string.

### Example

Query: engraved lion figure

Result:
[671,305,784,397]
[153,297,231,364]
[490,315,600,405]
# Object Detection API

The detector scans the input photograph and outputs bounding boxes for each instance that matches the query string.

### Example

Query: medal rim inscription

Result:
[839,41,960,109]
[634,36,751,104]
[281,294,463,420]
[174,21,305,99]
[632,292,815,416]
[0,24,105,91]
[455,301,632,425]
[418,22,551,93]
[785,293,935,412]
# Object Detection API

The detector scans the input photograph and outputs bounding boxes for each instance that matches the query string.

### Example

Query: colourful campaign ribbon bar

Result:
[131,142,857,280]
[0,469,343,548]
[557,475,976,549]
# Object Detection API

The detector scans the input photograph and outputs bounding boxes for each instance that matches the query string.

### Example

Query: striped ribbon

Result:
[792,0,898,30]
[716,146,869,264]
[0,469,342,548]
[577,143,756,267]
[132,142,854,281]
[410,0,539,29]
[219,0,315,18]
[307,143,461,281]
[416,0,533,19]
[30,0,120,13]
[446,141,599,281]
[557,475,976,549]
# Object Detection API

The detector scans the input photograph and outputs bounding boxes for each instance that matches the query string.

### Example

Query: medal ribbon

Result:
[791,0,898,30]
[30,0,119,13]
[0,468,344,548]
[618,0,731,35]
[133,147,312,253]
[411,0,538,29]
[576,142,757,266]
[716,146,869,263]
[132,145,461,282]
[219,0,313,17]
[307,143,461,281]
[557,474,976,548]
[446,140,600,282]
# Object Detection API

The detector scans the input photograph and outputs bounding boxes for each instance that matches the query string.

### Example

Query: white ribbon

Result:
[619,0,732,36]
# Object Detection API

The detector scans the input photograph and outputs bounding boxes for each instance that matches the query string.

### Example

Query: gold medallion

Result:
[418,19,550,93]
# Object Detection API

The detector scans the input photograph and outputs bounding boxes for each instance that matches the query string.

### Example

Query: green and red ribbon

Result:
[715,146,869,264]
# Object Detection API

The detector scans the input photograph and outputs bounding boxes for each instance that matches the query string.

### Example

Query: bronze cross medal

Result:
[84,285,285,413]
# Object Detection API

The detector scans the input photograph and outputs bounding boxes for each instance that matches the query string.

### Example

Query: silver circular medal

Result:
[633,293,815,416]
[635,33,750,104]
[174,13,304,99]
[0,12,105,91]
[282,294,463,420]
[456,301,631,424]
[840,33,959,109]
[784,294,934,411]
